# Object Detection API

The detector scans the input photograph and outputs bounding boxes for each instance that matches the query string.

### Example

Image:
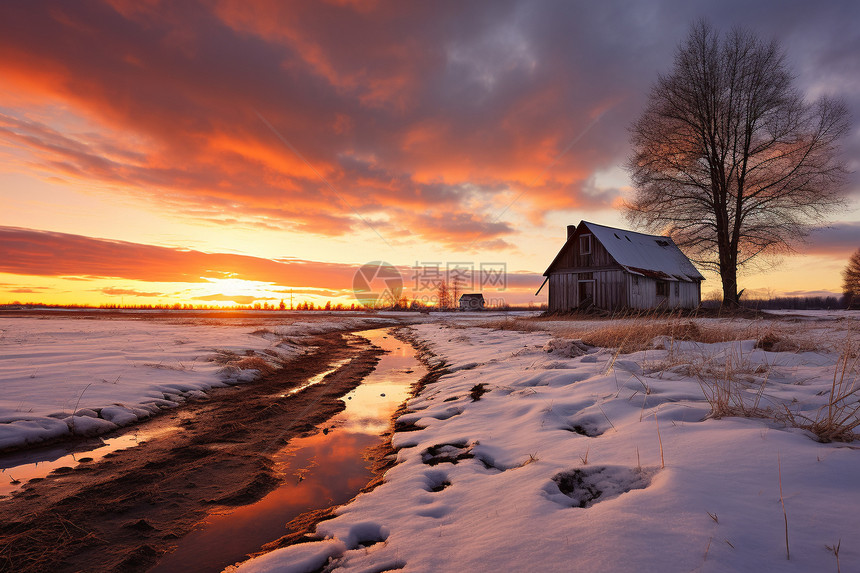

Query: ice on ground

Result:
[233,317,860,573]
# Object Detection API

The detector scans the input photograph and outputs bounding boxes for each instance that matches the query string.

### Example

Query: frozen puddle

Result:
[150,328,423,572]
[0,425,181,498]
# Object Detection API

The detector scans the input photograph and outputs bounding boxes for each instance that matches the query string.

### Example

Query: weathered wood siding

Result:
[548,273,576,312]
[625,275,700,309]
[548,228,617,271]
[548,269,628,312]
[626,274,653,309]
[675,281,700,309]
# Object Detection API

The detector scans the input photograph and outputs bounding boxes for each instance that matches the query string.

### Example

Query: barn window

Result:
[656,281,668,297]
[580,234,592,255]
[675,282,679,296]
[632,276,639,285]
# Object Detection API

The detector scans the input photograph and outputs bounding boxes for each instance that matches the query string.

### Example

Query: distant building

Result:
[541,221,704,312]
[459,293,485,311]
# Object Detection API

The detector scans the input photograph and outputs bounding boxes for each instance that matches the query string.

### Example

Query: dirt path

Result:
[0,332,384,573]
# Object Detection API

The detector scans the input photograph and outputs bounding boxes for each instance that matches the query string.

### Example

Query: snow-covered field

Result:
[234,315,860,573]
[0,314,400,451]
[2,311,859,571]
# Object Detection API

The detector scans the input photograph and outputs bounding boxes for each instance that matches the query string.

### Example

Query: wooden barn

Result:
[459,293,485,311]
[540,221,704,312]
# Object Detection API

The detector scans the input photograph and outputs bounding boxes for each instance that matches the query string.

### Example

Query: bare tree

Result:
[626,19,850,306]
[843,248,860,309]
[451,276,462,310]
[436,280,450,310]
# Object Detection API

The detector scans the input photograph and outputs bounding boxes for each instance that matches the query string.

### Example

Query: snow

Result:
[227,540,347,573]
[557,221,704,281]
[0,315,398,451]
[764,309,860,320]
[3,311,858,571]
[232,316,860,573]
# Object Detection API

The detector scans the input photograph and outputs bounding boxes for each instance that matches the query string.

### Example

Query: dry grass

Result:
[479,318,545,332]
[685,343,774,419]
[778,452,790,560]
[486,311,860,442]
[778,340,860,442]
[826,539,842,573]
[697,375,772,419]
[484,311,838,355]
[233,355,278,376]
[690,337,860,442]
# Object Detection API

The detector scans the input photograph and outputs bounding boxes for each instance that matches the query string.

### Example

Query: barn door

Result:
[578,280,594,305]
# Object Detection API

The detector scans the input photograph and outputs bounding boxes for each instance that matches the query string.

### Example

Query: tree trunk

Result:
[721,265,739,307]
[722,273,741,308]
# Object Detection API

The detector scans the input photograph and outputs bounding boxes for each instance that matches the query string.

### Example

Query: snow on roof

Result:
[582,221,704,281]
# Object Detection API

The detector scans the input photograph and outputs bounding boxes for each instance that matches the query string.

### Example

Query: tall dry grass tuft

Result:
[233,355,278,376]
[691,336,860,443]
[780,339,860,442]
[564,310,710,353]
[480,318,544,332]
[778,452,790,560]
[694,345,773,419]
[826,539,842,573]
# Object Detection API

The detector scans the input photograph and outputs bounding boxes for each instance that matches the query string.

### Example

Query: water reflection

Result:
[150,328,423,573]
[0,425,181,498]
[283,357,354,397]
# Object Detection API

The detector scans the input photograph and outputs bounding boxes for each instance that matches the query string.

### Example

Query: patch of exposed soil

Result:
[0,332,383,573]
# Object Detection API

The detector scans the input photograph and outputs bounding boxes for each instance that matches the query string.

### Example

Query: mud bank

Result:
[0,332,382,573]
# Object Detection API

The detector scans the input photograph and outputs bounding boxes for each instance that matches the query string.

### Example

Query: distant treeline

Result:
[702,295,850,311]
[0,301,368,311]
[0,301,547,312]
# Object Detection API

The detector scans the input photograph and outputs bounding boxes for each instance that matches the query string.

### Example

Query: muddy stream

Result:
[0,328,425,572]
[151,328,421,571]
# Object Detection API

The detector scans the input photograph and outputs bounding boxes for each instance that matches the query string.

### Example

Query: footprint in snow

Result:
[422,470,452,492]
[416,504,452,519]
[559,416,607,437]
[544,465,655,508]
[421,442,473,466]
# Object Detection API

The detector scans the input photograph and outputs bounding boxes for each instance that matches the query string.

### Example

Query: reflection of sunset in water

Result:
[151,329,424,572]
[0,425,182,498]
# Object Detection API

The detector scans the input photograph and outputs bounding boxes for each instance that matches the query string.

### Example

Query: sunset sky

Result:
[1,0,858,307]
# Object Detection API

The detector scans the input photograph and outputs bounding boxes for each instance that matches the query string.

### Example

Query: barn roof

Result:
[544,221,705,282]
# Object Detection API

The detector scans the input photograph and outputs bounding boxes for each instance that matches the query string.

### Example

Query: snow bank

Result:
[233,321,860,572]
[0,316,394,451]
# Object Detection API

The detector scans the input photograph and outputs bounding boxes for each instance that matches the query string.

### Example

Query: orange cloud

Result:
[0,226,359,288]
[0,0,638,248]
[100,287,165,297]
[0,0,856,255]
[0,226,547,305]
